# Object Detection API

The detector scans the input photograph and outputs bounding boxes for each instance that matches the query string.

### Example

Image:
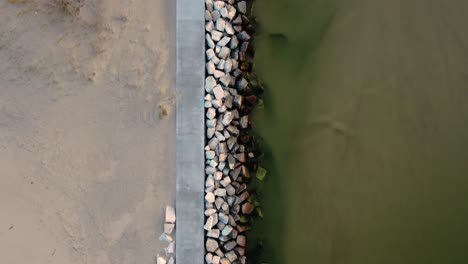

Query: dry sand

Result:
[0,0,175,263]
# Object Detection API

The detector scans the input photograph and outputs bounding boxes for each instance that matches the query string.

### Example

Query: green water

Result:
[250,0,468,263]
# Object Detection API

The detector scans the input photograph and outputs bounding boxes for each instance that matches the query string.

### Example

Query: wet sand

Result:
[252,0,468,263]
[0,0,175,263]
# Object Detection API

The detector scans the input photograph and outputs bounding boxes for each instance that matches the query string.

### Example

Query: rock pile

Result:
[158,205,176,264]
[204,1,255,263]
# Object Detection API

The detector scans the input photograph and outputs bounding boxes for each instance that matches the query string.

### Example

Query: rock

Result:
[207,228,220,238]
[218,212,229,224]
[215,18,226,31]
[225,251,237,262]
[237,78,248,90]
[157,255,167,264]
[240,41,249,52]
[165,241,175,255]
[211,10,221,21]
[241,165,250,178]
[206,253,214,263]
[237,235,246,247]
[217,221,226,231]
[204,214,217,230]
[217,59,226,70]
[212,85,225,100]
[218,46,230,60]
[206,0,214,11]
[232,15,242,25]
[215,197,224,209]
[213,0,225,10]
[220,7,228,18]
[207,119,216,128]
[220,259,230,264]
[227,154,236,169]
[220,176,231,187]
[207,127,216,138]
[208,137,219,150]
[222,225,233,236]
[237,1,247,14]
[215,131,226,141]
[215,248,225,257]
[212,99,222,108]
[219,74,231,87]
[225,184,236,196]
[206,238,219,253]
[205,76,216,92]
[234,153,246,162]
[205,208,217,216]
[222,112,234,126]
[159,233,173,243]
[218,142,228,154]
[214,70,225,78]
[206,108,216,119]
[224,59,233,73]
[206,20,215,32]
[237,31,250,41]
[214,188,227,197]
[234,246,245,257]
[225,22,235,35]
[211,30,223,41]
[205,192,215,203]
[205,10,212,21]
[165,206,176,223]
[241,202,253,214]
[224,240,237,251]
[215,171,223,180]
[221,201,229,211]
[234,25,242,33]
[212,256,221,264]
[206,61,215,74]
[235,191,249,205]
[206,33,215,48]
[164,223,175,234]
[206,150,216,159]
[206,48,216,61]
[217,105,227,113]
[205,174,215,188]
[229,36,239,49]
[227,5,236,19]
[167,257,174,264]
[218,36,231,47]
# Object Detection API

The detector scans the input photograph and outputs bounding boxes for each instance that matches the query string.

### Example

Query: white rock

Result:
[237,235,246,247]
[222,112,234,126]
[221,225,233,236]
[211,10,221,21]
[218,47,230,60]
[213,85,225,100]
[220,7,228,18]
[165,206,176,223]
[230,36,239,49]
[215,18,226,31]
[207,127,216,138]
[217,59,226,70]
[205,192,215,203]
[217,36,231,47]
[224,59,232,73]
[206,20,215,32]
[206,33,215,48]
[214,188,227,197]
[232,15,242,25]
[213,1,225,10]
[211,30,223,41]
[212,99,222,108]
[227,5,236,19]
[164,223,175,234]
[205,76,217,93]
[205,10,212,21]
[157,255,167,264]
[214,70,225,78]
[206,253,214,263]
[225,250,237,262]
[206,238,219,252]
[205,208,217,216]
[206,48,216,60]
[159,233,173,243]
[167,257,174,264]
[165,241,175,255]
[207,228,220,238]
[206,108,216,119]
[206,0,214,11]
[219,74,231,87]
[206,150,216,159]
[237,1,247,14]
[225,22,235,35]
[204,214,217,230]
[218,212,229,224]
[206,61,215,74]
[212,256,221,264]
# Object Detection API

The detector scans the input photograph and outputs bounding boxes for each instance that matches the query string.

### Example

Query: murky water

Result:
[250,0,468,263]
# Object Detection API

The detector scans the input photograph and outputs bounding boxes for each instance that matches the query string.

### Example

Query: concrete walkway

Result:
[175,0,205,263]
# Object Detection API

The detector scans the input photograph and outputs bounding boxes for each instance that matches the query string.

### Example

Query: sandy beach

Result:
[0,0,175,263]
